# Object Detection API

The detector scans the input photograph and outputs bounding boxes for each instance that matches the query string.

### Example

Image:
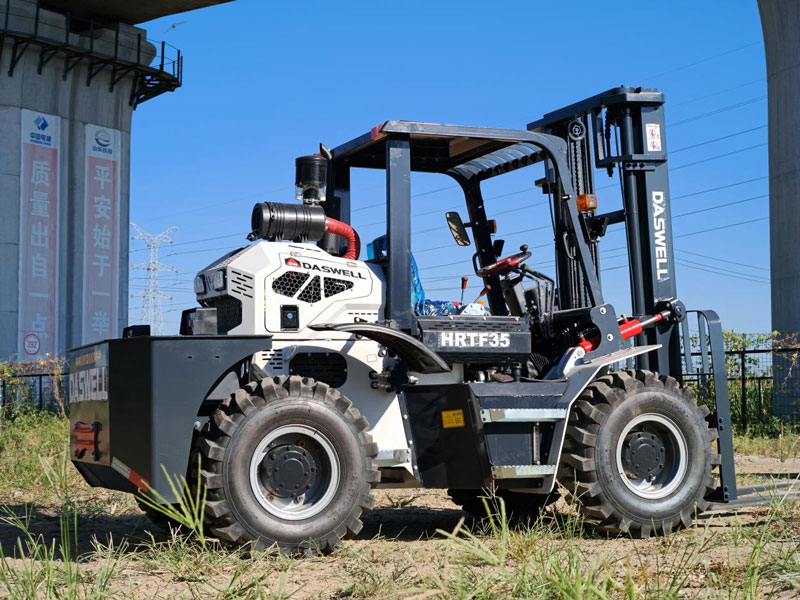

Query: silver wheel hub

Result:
[615,413,688,500]
[249,424,340,520]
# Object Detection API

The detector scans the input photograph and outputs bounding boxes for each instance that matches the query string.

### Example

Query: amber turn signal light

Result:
[577,194,598,212]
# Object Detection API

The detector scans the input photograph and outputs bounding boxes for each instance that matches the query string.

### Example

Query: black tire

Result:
[196,375,379,554]
[559,370,717,538]
[448,488,558,521]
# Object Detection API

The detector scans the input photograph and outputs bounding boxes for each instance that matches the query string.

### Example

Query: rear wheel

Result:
[448,488,558,521]
[559,370,717,537]
[197,375,379,554]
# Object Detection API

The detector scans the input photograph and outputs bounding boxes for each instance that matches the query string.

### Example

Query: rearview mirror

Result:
[445,212,471,246]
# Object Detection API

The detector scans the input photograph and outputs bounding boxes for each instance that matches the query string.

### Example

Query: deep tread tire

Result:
[448,489,558,521]
[559,370,717,538]
[197,375,379,554]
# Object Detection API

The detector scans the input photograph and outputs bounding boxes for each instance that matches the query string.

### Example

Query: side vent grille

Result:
[201,297,242,333]
[230,269,254,298]
[259,350,285,373]
[297,276,322,304]
[323,277,354,298]
[289,352,347,388]
[272,271,309,297]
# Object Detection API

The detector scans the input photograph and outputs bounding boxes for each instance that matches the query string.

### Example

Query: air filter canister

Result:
[249,202,327,243]
[295,155,327,203]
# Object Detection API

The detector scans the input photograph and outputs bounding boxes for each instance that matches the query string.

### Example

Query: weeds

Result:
[0,505,125,598]
[0,410,73,497]
[0,417,797,598]
[135,465,208,547]
[427,493,800,599]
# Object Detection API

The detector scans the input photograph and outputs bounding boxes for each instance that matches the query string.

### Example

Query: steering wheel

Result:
[476,245,532,277]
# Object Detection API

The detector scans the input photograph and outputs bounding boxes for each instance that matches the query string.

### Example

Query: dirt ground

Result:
[0,454,799,599]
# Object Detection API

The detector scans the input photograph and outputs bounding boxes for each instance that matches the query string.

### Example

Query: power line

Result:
[676,257,769,282]
[672,194,767,219]
[138,103,770,266]
[672,78,765,107]
[636,41,761,83]
[676,260,769,285]
[669,95,766,127]
[670,125,766,154]
[149,121,769,253]
[672,176,767,200]
[598,149,767,193]
[671,143,766,171]
[675,249,767,271]
[420,217,769,272]
[165,244,245,258]
[674,216,768,239]
[413,189,767,256]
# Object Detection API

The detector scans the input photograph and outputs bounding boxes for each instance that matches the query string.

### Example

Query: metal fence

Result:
[683,347,800,431]
[3,347,800,430]
[0,372,66,414]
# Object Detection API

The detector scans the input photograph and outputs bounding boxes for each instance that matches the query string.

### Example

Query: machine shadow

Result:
[0,503,170,561]
[357,505,472,542]
[356,505,576,542]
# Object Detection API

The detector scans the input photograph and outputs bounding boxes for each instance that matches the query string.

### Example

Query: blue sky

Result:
[130,0,769,335]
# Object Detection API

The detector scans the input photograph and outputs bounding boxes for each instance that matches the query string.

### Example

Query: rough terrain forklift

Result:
[69,87,743,553]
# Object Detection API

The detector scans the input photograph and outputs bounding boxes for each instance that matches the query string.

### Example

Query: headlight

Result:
[193,275,206,294]
[211,269,226,291]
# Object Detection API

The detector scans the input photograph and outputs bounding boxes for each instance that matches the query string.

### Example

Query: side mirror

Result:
[445,212,471,246]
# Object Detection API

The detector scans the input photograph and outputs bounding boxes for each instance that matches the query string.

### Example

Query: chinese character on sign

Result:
[31,254,47,279]
[93,195,112,220]
[31,313,48,338]
[93,223,112,250]
[31,222,49,248]
[90,311,110,336]
[92,253,111,277]
[93,165,112,190]
[30,190,49,217]
[31,161,51,186]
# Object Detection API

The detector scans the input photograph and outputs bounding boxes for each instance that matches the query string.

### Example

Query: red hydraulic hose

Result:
[325,217,361,260]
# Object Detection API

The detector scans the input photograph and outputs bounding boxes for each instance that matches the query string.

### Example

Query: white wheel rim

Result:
[615,413,688,500]
[249,424,341,521]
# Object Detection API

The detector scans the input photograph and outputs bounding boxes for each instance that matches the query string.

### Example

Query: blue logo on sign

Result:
[94,130,111,147]
[34,116,48,131]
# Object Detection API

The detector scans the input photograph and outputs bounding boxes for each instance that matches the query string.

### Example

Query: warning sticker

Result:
[441,409,465,429]
[646,123,662,152]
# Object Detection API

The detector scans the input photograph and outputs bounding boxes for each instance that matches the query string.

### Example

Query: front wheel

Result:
[196,376,379,554]
[559,370,717,537]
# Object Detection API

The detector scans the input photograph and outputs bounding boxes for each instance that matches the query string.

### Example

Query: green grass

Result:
[422,498,800,599]
[0,414,798,598]
[0,507,125,599]
[0,410,73,496]
[734,431,800,460]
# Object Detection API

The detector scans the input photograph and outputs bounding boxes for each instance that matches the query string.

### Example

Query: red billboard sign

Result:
[18,109,60,358]
[82,124,121,344]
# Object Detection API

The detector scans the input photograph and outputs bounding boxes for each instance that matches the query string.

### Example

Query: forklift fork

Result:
[682,309,737,502]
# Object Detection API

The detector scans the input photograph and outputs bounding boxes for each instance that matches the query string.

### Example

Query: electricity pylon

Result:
[130,223,178,335]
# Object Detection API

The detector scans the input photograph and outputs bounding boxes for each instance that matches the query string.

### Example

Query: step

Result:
[480,408,567,423]
[491,464,557,479]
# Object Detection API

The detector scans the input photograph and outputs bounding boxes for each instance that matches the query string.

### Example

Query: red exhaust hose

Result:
[325,217,361,260]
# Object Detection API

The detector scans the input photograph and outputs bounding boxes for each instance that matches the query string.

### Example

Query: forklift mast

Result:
[528,86,681,380]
